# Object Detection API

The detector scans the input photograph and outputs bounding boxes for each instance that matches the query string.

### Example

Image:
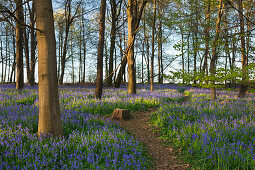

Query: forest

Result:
[0,0,255,169]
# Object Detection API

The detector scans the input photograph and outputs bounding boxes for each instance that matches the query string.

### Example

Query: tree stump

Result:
[111,109,131,120]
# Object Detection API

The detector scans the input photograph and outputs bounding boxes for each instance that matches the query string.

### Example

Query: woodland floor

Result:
[115,108,190,170]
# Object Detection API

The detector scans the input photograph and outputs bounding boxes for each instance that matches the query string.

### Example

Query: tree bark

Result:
[95,0,106,99]
[127,0,136,94]
[108,0,117,87]
[28,1,36,86]
[1,40,3,83]
[237,0,247,98]
[202,0,211,78]
[15,0,24,90]
[59,0,73,85]
[150,0,156,91]
[35,0,63,137]
[209,0,224,100]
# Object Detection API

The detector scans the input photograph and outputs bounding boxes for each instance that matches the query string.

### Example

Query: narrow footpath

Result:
[118,108,190,170]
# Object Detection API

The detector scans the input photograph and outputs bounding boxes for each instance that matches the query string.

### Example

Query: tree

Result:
[237,0,248,98]
[107,0,117,87]
[95,0,106,99]
[35,0,63,137]
[150,0,156,91]
[126,0,148,94]
[59,0,80,85]
[15,0,24,90]
[209,0,224,100]
[24,1,36,86]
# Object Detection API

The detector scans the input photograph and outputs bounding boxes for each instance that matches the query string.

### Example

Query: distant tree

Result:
[35,0,63,137]
[59,0,81,85]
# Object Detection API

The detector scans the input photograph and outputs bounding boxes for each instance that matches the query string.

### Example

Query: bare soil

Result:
[116,108,190,170]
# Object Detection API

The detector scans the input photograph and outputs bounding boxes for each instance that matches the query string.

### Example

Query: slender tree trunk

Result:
[143,7,150,84]
[57,29,62,81]
[79,18,82,84]
[232,30,237,87]
[4,29,8,83]
[187,32,190,75]
[71,35,74,84]
[238,0,247,98]
[224,8,231,86]
[82,41,86,84]
[15,0,24,90]
[7,41,10,83]
[114,56,127,88]
[150,0,156,91]
[95,0,106,99]
[142,35,144,84]
[24,28,30,85]
[105,38,108,79]
[59,0,72,85]
[202,0,211,78]
[193,32,197,85]
[1,41,3,83]
[209,0,224,100]
[35,0,63,137]
[108,0,117,87]
[29,1,36,86]
[158,15,162,84]
[10,30,16,83]
[180,25,184,84]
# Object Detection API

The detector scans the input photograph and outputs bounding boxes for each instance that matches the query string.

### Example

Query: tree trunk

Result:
[35,0,63,137]
[209,0,224,100]
[1,41,3,83]
[105,38,108,79]
[180,25,184,84]
[158,13,162,84]
[59,0,72,85]
[95,0,106,99]
[28,1,36,86]
[127,0,136,94]
[150,0,156,91]
[108,0,117,87]
[202,0,211,78]
[143,7,150,84]
[15,0,24,90]
[114,56,127,88]
[71,35,74,84]
[237,0,247,98]
[24,28,30,85]
[10,30,16,83]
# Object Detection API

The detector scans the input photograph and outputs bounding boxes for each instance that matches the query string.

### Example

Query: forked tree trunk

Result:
[209,0,224,100]
[114,0,147,89]
[95,0,106,99]
[15,0,24,90]
[35,0,63,137]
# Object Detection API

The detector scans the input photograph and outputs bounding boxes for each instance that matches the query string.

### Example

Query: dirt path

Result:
[117,108,190,170]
